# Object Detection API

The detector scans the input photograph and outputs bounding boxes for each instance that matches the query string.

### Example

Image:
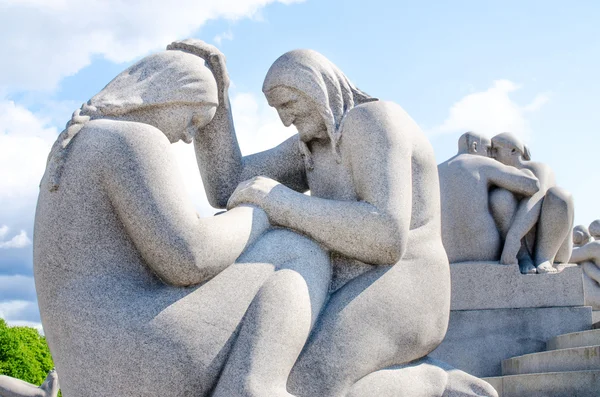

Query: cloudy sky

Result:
[1,0,599,331]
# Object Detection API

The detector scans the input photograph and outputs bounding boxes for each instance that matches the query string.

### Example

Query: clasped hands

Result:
[227,176,282,216]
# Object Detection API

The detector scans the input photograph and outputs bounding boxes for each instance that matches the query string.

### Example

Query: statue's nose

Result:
[277,108,294,127]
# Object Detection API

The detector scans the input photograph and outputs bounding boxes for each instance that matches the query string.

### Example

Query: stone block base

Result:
[484,371,600,397]
[430,306,592,377]
[449,262,584,310]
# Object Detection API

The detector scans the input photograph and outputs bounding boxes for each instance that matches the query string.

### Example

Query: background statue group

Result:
[9,40,501,397]
[439,131,574,274]
[570,221,600,310]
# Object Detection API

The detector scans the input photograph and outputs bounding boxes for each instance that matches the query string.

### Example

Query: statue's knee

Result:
[267,229,328,263]
[490,188,517,217]
[545,186,573,209]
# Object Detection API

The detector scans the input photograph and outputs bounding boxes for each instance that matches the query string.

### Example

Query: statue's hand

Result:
[227,176,281,212]
[167,39,230,99]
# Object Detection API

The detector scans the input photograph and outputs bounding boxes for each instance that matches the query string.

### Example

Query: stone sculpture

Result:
[34,40,496,396]
[573,225,593,247]
[438,132,540,264]
[0,370,59,397]
[589,219,600,240]
[570,226,600,310]
[489,133,574,274]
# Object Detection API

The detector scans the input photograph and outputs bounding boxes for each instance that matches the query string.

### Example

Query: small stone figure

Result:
[570,237,600,310]
[490,133,574,274]
[573,224,593,247]
[589,219,600,240]
[438,132,540,264]
[0,369,59,397]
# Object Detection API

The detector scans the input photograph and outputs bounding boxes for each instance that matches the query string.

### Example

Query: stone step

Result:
[502,345,600,376]
[484,370,600,397]
[546,329,600,350]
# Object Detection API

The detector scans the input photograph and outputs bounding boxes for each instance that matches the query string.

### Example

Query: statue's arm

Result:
[229,104,410,265]
[484,163,540,196]
[571,243,600,264]
[103,124,269,286]
[194,110,309,209]
[192,51,308,209]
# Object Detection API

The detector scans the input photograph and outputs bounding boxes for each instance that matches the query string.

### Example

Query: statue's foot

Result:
[519,260,536,274]
[536,261,558,274]
[39,369,59,397]
[346,356,498,397]
[518,252,536,274]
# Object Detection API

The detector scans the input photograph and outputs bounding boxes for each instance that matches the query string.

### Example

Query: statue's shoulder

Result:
[343,101,419,140]
[80,119,169,154]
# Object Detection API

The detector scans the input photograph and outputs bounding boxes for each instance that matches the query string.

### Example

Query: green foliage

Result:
[0,318,54,386]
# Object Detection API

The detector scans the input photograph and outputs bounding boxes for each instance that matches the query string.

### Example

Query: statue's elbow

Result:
[375,230,406,265]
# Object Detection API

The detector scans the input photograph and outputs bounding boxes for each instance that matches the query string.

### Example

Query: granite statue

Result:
[573,225,593,247]
[438,132,540,264]
[589,219,600,240]
[0,370,59,397]
[570,227,600,310]
[194,46,495,397]
[489,133,574,274]
[34,40,496,397]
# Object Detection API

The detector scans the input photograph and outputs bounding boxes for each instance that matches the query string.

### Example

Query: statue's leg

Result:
[0,370,59,397]
[500,196,543,266]
[489,187,518,239]
[345,357,498,397]
[535,187,574,273]
[212,229,331,397]
[288,257,450,397]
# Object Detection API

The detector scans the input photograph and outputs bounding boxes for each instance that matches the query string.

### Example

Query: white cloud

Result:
[0,230,32,249]
[431,80,550,141]
[0,300,39,322]
[0,225,8,239]
[0,100,58,213]
[0,0,304,92]
[214,30,234,46]
[5,320,44,334]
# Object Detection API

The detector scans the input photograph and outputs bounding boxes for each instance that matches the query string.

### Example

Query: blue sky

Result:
[1,0,599,330]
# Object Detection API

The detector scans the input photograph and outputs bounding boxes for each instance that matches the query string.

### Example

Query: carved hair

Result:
[45,43,218,191]
[262,49,377,170]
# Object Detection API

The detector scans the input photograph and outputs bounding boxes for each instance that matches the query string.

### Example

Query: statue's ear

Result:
[471,141,478,153]
[523,145,531,161]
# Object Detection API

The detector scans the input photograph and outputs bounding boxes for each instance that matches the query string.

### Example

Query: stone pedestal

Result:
[430,262,592,378]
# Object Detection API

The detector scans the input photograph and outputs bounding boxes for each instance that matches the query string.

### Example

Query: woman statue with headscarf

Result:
[195,49,456,397]
[33,40,332,397]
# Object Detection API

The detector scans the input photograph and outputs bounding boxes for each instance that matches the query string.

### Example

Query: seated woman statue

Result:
[193,48,465,397]
[489,133,574,274]
[34,41,332,397]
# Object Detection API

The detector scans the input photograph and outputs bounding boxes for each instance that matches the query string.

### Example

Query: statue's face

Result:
[132,104,216,144]
[266,86,327,143]
[491,139,518,165]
